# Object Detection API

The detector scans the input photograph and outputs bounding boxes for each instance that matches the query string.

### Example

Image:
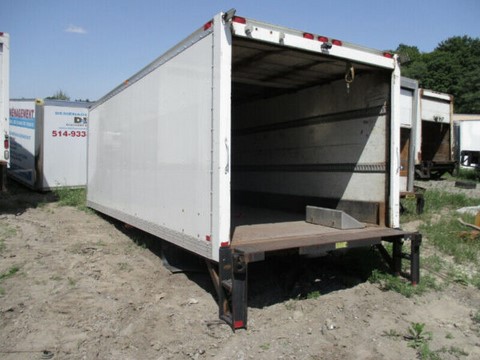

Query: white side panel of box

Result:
[41,105,88,189]
[9,100,36,187]
[87,34,214,259]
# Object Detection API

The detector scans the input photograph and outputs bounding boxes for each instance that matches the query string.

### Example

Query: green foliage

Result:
[46,90,70,101]
[306,290,321,299]
[396,36,480,113]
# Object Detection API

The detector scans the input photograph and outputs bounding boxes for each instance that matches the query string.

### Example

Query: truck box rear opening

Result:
[230,37,392,229]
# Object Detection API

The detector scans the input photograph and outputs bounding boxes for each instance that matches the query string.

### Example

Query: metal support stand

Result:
[409,233,422,285]
[377,232,422,285]
[218,246,248,331]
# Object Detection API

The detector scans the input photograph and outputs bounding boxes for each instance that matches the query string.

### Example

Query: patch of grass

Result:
[50,275,63,281]
[53,187,91,212]
[445,332,454,339]
[420,215,480,265]
[0,224,17,254]
[369,270,440,297]
[382,329,402,339]
[404,323,441,360]
[68,277,77,287]
[455,168,480,182]
[118,262,132,272]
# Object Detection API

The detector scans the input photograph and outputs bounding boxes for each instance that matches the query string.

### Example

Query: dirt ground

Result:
[1,181,479,360]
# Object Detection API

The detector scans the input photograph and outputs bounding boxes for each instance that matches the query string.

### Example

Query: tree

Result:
[46,90,70,101]
[396,36,480,113]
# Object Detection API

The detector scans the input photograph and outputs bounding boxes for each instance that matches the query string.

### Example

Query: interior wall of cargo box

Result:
[231,71,392,229]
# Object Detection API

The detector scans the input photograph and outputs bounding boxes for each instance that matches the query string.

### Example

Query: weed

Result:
[118,262,132,272]
[50,275,63,281]
[306,290,321,299]
[259,343,270,351]
[437,345,469,357]
[382,329,401,339]
[445,332,454,339]
[473,310,480,324]
[284,300,297,310]
[0,224,17,254]
[369,270,440,297]
[0,266,20,281]
[68,277,76,287]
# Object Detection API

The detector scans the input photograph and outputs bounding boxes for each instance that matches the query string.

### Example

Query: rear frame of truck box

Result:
[87,11,421,329]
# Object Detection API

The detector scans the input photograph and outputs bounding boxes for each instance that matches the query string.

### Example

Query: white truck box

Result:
[9,99,89,190]
[453,115,480,168]
[0,32,10,191]
[400,77,420,192]
[87,11,421,329]
[415,89,455,179]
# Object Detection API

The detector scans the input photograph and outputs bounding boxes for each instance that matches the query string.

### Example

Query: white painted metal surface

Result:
[88,31,215,259]
[0,33,10,170]
[87,11,402,261]
[9,99,90,190]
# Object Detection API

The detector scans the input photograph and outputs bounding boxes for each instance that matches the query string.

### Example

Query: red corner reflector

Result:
[332,39,342,46]
[203,20,213,31]
[234,320,244,329]
[220,241,230,247]
[383,52,394,59]
[318,36,328,42]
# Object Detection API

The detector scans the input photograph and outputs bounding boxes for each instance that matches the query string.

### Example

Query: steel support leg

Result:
[409,233,422,285]
[392,238,403,276]
[218,246,248,331]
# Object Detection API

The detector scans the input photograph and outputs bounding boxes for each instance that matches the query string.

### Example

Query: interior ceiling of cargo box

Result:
[232,37,377,104]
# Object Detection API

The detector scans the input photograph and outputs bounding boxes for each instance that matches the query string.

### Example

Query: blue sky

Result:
[1,0,479,101]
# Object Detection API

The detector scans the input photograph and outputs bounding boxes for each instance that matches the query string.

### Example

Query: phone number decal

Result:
[52,130,87,137]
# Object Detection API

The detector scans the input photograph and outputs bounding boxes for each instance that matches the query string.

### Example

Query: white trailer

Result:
[87,10,421,329]
[415,89,455,179]
[9,99,89,190]
[0,32,10,191]
[453,114,480,171]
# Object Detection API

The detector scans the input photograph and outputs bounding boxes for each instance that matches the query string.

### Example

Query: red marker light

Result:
[220,241,230,247]
[232,16,246,24]
[332,39,343,46]
[205,235,211,241]
[318,36,328,42]
[303,33,314,40]
[383,52,394,59]
[4,138,8,150]
[203,20,213,31]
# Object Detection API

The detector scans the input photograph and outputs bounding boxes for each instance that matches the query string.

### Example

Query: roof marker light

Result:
[203,20,213,31]
[318,36,328,42]
[232,16,246,24]
[383,52,394,59]
[332,39,343,46]
[303,33,314,40]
